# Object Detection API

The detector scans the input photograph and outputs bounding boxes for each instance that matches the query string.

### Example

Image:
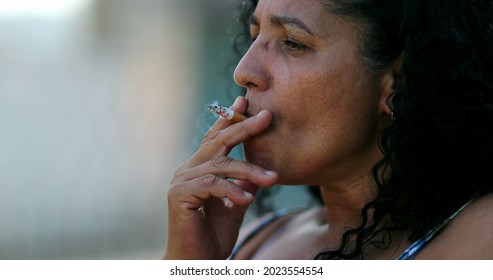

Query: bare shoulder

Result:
[232,208,306,259]
[233,207,326,259]
[417,194,493,259]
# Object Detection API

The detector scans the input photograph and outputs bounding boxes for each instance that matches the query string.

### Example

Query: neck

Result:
[319,173,376,230]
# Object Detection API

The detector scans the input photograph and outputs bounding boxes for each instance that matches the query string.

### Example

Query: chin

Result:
[244,150,272,170]
[243,142,275,171]
[244,148,294,184]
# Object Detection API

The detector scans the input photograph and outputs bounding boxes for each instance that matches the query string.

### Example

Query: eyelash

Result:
[249,35,308,53]
[281,38,307,52]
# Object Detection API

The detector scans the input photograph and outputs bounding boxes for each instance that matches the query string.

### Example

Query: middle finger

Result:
[183,156,278,187]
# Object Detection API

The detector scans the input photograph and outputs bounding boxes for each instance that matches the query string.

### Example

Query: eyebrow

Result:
[250,15,316,36]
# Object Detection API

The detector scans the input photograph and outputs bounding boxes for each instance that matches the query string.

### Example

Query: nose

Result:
[233,40,270,92]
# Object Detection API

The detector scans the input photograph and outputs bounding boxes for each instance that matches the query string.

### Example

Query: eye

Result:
[282,38,307,52]
[249,25,259,44]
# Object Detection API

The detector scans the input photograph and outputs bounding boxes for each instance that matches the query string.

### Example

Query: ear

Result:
[379,53,404,116]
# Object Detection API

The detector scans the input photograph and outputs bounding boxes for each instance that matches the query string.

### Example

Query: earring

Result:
[387,93,395,121]
[387,93,396,121]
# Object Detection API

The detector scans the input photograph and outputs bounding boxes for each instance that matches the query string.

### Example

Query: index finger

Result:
[185,109,272,167]
[204,96,248,138]
[198,109,272,159]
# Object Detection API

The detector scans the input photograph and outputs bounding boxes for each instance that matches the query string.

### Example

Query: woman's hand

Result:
[164,97,278,259]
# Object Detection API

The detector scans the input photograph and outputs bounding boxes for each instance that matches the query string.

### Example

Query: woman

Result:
[164,0,493,259]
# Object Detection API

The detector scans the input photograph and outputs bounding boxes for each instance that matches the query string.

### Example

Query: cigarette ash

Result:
[206,104,229,118]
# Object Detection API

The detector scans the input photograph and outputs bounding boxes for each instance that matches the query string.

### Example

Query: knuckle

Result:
[172,159,193,177]
[201,130,231,152]
[167,183,180,200]
[172,165,192,182]
[172,167,185,179]
[202,130,221,147]
[200,174,220,186]
[211,156,232,169]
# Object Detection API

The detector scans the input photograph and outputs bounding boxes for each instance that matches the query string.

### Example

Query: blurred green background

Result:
[0,0,314,259]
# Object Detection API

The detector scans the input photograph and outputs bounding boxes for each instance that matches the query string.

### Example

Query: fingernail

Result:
[234,96,244,104]
[264,171,276,177]
[243,192,254,200]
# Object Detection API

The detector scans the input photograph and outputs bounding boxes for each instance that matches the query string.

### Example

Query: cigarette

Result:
[206,104,247,123]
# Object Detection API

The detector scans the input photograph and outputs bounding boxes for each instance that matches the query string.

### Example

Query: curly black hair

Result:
[233,0,493,259]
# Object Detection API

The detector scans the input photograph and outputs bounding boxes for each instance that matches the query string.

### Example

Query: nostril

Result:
[245,82,257,89]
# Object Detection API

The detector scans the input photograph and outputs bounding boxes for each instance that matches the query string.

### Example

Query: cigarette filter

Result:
[206,104,247,123]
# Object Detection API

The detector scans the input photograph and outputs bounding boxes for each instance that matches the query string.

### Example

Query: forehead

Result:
[254,0,327,21]
[253,0,352,37]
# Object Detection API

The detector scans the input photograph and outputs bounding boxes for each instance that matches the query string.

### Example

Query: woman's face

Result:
[234,0,392,186]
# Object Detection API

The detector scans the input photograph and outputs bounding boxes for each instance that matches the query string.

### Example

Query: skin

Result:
[164,0,493,259]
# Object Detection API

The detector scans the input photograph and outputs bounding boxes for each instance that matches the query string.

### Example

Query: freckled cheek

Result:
[272,95,318,129]
[271,67,342,121]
